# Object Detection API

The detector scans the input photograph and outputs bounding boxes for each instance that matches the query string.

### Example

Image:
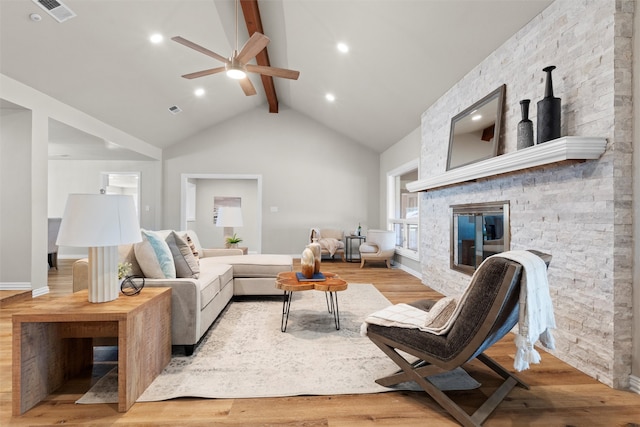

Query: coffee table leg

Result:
[281,291,293,332]
[325,291,333,313]
[328,291,340,330]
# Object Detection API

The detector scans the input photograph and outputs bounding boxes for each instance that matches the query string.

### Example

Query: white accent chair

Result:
[359,229,395,268]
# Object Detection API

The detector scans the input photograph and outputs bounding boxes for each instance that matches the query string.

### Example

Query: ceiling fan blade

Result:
[246,64,300,80]
[238,77,257,96]
[236,32,270,64]
[172,36,229,64]
[181,67,226,79]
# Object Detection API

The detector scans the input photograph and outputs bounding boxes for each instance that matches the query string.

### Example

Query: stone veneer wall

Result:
[418,0,633,388]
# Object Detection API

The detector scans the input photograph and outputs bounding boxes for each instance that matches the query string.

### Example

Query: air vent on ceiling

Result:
[168,105,182,115]
[32,0,76,23]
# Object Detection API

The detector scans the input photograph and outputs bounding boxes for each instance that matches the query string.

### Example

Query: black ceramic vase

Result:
[517,99,534,149]
[537,66,561,144]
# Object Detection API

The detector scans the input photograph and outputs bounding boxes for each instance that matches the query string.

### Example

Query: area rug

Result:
[77,284,479,404]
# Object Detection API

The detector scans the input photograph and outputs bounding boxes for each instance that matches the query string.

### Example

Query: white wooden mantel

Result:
[406,136,607,192]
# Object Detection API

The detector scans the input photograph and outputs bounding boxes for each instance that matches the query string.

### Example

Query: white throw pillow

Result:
[424,296,457,329]
[139,229,176,279]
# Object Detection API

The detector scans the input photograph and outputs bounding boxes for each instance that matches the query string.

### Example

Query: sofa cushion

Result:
[166,231,200,279]
[141,229,176,278]
[197,259,234,309]
[208,254,293,278]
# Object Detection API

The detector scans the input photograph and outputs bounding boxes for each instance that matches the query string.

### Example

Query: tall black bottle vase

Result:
[537,65,561,144]
[517,99,534,149]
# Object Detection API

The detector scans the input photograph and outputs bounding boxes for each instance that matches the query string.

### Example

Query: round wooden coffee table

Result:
[275,271,348,332]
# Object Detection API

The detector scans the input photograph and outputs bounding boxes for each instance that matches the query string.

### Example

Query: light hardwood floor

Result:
[1,258,639,426]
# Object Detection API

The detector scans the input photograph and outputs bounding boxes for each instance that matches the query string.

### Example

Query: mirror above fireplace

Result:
[446,85,506,171]
[450,201,510,275]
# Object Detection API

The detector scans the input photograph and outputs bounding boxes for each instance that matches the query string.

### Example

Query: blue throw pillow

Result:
[141,229,176,279]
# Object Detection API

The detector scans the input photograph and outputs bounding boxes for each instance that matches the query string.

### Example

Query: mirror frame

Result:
[446,84,506,171]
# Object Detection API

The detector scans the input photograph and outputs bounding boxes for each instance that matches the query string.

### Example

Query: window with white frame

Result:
[387,160,419,260]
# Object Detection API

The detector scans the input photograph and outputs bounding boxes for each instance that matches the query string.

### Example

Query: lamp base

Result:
[88,245,119,303]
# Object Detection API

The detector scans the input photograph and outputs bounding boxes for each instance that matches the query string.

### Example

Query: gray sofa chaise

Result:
[72,230,292,355]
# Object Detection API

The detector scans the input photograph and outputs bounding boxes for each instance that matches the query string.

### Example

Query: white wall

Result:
[380,126,421,274]
[0,108,32,285]
[190,178,260,251]
[163,106,380,255]
[48,159,162,258]
[0,73,161,293]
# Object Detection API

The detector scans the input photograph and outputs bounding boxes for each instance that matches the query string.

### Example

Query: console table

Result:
[12,287,171,415]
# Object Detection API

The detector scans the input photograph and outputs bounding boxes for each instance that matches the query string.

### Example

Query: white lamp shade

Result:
[215,206,243,228]
[57,194,142,247]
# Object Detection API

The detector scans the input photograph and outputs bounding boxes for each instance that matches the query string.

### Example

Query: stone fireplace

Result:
[409,0,634,389]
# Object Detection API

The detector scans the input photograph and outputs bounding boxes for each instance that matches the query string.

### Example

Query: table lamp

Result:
[56,194,141,303]
[215,206,243,241]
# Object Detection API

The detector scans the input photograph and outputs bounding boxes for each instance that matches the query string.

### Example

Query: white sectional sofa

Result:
[72,230,292,355]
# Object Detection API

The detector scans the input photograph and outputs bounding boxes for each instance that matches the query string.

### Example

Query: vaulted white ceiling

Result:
[0,0,552,158]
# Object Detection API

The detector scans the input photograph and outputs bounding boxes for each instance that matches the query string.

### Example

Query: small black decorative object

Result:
[517,99,534,149]
[120,275,145,296]
[537,65,561,144]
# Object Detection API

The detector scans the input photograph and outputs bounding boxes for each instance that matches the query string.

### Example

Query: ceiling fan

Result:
[172,0,299,96]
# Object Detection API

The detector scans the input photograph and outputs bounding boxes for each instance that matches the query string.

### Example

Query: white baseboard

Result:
[32,286,50,298]
[394,262,421,279]
[630,374,640,394]
[0,282,31,291]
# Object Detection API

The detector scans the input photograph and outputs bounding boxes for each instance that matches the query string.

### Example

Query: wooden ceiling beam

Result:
[240,0,278,113]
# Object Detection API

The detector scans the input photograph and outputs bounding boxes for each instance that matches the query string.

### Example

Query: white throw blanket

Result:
[318,238,340,256]
[493,250,556,371]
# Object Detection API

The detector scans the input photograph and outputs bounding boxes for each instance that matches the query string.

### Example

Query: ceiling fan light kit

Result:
[225,57,247,80]
[172,0,299,96]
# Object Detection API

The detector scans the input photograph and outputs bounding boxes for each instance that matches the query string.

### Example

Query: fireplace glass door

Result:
[450,201,510,274]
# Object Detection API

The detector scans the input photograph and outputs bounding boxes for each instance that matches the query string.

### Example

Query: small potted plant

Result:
[225,233,243,248]
[118,261,132,280]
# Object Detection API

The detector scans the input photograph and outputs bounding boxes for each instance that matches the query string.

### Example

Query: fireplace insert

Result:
[450,201,510,274]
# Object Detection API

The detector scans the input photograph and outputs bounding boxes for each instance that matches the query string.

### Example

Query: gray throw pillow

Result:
[166,231,200,279]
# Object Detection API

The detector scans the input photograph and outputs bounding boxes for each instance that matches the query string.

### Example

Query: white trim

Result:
[407,136,607,192]
[100,171,141,220]
[387,158,420,222]
[630,375,640,394]
[180,173,263,252]
[394,262,421,279]
[32,286,50,298]
[396,246,419,261]
[0,282,31,290]
[387,158,420,257]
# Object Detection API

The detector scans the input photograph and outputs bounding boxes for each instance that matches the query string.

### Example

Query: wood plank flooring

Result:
[1,258,639,426]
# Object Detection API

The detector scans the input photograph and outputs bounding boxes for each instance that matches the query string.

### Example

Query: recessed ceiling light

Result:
[150,33,164,44]
[325,93,336,102]
[194,88,205,97]
[337,42,349,53]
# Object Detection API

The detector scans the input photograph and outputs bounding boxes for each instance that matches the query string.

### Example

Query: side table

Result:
[345,235,366,262]
[12,287,171,415]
